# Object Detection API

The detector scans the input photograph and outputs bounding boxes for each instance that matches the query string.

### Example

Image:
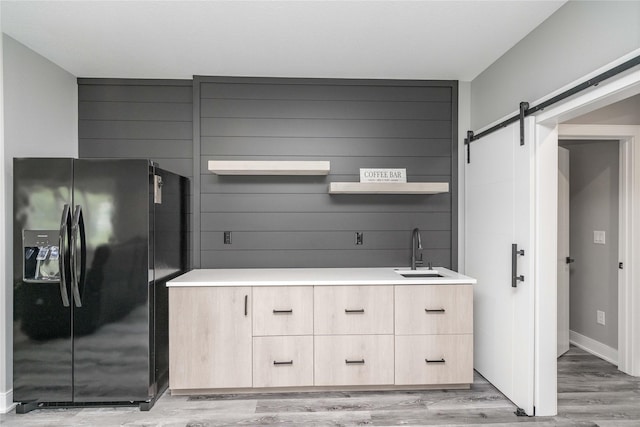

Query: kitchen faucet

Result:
[411,227,424,270]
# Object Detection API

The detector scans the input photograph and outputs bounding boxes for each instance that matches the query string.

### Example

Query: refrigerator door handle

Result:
[58,204,71,307]
[71,205,86,307]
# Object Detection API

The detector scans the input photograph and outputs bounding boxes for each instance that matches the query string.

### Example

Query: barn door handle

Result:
[512,243,525,288]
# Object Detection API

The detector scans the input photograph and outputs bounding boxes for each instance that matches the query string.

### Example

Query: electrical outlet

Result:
[355,232,364,245]
[597,310,606,325]
[224,231,232,244]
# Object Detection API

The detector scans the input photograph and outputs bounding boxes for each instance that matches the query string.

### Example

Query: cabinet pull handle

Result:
[273,360,293,366]
[244,295,248,316]
[273,309,293,314]
[425,358,446,364]
[345,359,365,364]
[425,308,446,313]
[345,308,365,314]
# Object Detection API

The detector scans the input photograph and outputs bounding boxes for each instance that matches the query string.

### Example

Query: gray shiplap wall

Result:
[197,77,457,269]
[77,79,194,262]
[78,80,193,177]
[78,78,458,270]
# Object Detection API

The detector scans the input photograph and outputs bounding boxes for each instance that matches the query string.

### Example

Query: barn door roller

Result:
[519,102,529,146]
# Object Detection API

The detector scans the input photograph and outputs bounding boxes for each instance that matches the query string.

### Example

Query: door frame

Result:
[557,124,637,371]
[533,68,640,416]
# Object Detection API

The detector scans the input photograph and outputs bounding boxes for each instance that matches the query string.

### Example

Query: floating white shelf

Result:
[328,182,449,194]
[208,160,330,176]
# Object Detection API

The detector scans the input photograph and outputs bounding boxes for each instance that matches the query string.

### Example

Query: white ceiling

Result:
[1,0,566,80]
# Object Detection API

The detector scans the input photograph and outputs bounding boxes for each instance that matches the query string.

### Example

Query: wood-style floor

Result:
[1,346,639,426]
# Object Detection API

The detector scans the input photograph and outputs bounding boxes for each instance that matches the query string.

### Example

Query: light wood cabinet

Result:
[314,335,394,386]
[169,282,473,393]
[169,287,252,390]
[395,334,473,385]
[395,285,473,335]
[394,285,473,387]
[253,336,313,388]
[253,286,313,336]
[314,285,393,335]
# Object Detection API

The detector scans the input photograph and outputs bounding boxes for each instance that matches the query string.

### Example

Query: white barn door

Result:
[465,118,535,415]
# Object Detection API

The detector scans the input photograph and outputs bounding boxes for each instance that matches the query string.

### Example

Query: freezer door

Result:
[71,159,151,402]
[13,158,73,404]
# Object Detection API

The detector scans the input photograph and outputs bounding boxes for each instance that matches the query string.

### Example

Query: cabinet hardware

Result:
[244,295,248,316]
[273,360,293,366]
[345,359,365,364]
[273,309,293,314]
[566,257,575,264]
[425,308,445,313]
[425,358,446,364]
[345,308,365,314]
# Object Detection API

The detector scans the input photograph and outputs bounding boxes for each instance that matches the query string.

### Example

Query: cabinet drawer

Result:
[253,286,313,336]
[253,336,313,388]
[314,335,394,386]
[395,285,473,335]
[314,286,393,335]
[395,335,473,385]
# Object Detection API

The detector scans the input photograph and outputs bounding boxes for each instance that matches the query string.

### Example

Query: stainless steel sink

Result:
[399,273,443,278]
[394,269,443,278]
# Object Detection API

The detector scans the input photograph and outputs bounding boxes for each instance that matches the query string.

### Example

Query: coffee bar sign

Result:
[359,168,407,183]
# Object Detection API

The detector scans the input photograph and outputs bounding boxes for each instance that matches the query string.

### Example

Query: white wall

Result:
[0,6,6,413]
[565,95,640,126]
[457,81,470,273]
[470,1,640,130]
[2,34,77,412]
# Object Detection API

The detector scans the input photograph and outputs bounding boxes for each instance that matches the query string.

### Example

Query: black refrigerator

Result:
[13,158,189,413]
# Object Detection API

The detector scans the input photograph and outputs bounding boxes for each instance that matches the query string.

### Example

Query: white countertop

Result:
[166,267,476,287]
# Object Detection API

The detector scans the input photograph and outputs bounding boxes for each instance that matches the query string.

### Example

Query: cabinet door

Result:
[395,334,473,385]
[395,285,473,335]
[314,286,393,335]
[314,335,394,386]
[169,287,252,390]
[253,336,313,388]
[253,286,313,336]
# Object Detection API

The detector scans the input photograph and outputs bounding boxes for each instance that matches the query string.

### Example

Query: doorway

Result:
[533,77,640,415]
[557,139,621,364]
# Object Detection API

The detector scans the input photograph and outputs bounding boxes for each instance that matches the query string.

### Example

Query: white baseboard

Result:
[0,389,16,414]
[570,330,618,365]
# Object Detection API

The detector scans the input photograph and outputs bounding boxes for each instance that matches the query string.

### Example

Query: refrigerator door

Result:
[71,159,151,402]
[13,158,73,404]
